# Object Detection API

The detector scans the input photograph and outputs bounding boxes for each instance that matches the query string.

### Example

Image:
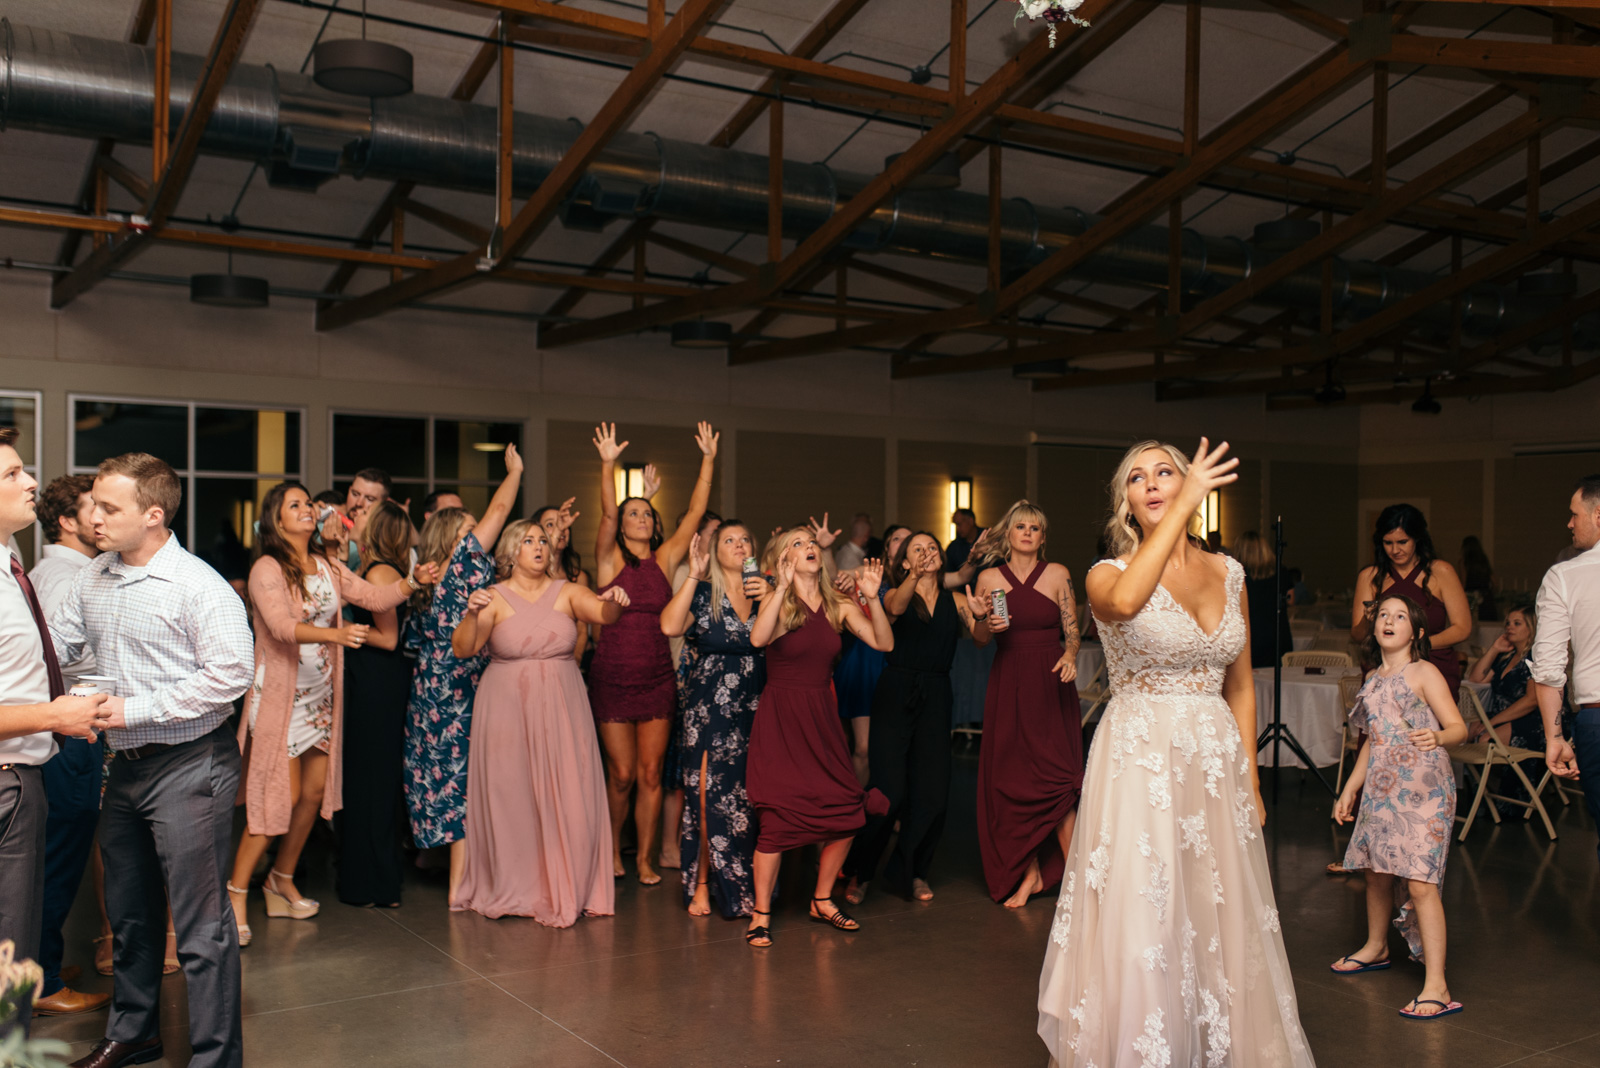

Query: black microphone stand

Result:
[1255,516,1336,802]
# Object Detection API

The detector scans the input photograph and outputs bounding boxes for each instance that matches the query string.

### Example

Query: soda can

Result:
[69,674,117,698]
[990,587,1009,624]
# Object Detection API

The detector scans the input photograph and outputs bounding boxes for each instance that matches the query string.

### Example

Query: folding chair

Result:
[1526,673,1586,814]
[1445,686,1557,841]
[1078,660,1110,728]
[1283,650,1355,669]
[1333,673,1365,793]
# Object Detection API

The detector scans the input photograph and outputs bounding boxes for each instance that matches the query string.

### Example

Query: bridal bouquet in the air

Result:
[1014,0,1090,46]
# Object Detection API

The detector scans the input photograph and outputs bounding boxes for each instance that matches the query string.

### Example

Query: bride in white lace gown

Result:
[1039,438,1315,1068]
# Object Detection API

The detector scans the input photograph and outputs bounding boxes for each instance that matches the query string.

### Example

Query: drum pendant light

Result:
[190,249,269,308]
[313,1,413,98]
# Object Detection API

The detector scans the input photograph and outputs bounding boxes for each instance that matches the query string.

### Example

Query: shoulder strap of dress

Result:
[1017,562,1044,590]
[1090,557,1129,575]
[998,563,1018,587]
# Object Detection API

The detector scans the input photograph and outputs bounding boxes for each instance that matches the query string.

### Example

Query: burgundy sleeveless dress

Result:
[1382,564,1462,696]
[589,557,677,724]
[976,562,1084,902]
[747,601,887,853]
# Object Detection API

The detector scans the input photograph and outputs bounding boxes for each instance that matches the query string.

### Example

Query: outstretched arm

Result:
[473,443,525,556]
[841,562,894,653]
[593,422,628,576]
[658,422,719,573]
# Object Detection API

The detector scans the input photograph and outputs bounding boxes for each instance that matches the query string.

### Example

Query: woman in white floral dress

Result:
[1038,439,1316,1068]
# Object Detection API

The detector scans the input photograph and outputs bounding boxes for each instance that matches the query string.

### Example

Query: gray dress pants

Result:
[0,762,46,1037]
[100,724,242,1068]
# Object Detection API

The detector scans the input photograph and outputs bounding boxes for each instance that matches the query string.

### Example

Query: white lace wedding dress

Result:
[1038,556,1315,1067]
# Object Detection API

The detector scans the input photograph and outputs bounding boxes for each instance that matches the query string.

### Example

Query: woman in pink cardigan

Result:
[227,481,436,945]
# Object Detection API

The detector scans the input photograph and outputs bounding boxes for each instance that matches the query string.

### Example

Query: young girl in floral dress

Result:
[1332,593,1468,1019]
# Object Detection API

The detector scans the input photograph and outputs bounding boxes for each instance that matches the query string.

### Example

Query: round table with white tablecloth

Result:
[1253,666,1362,769]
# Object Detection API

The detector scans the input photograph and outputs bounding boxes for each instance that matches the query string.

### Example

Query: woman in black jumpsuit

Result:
[841,532,972,902]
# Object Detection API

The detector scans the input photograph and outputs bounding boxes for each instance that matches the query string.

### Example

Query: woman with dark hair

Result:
[404,445,524,904]
[964,500,1083,909]
[660,520,767,918]
[1234,530,1294,669]
[229,483,435,942]
[1351,504,1471,696]
[531,499,590,659]
[590,421,719,886]
[336,499,420,909]
[744,528,893,947]
[831,523,912,785]
[841,530,973,905]
[1459,535,1499,622]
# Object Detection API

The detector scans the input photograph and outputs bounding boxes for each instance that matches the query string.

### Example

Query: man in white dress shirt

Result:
[1532,473,1600,867]
[0,430,108,1037]
[29,474,112,1018]
[49,453,252,1068]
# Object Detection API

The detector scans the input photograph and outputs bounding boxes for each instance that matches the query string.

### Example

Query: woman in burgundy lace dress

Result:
[590,421,719,885]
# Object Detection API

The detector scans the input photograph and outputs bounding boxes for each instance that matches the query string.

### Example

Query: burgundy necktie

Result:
[10,554,65,700]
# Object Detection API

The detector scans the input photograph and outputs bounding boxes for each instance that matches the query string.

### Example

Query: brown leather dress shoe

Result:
[68,1037,164,1068]
[32,987,111,1016]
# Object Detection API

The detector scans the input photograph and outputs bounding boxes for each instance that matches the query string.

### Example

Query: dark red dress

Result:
[1382,564,1462,696]
[589,557,676,723]
[976,562,1084,902]
[747,601,885,853]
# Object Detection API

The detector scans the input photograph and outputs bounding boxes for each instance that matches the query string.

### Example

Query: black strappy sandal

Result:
[745,909,773,948]
[809,895,861,931]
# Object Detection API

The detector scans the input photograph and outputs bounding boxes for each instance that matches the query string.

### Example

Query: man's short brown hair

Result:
[38,474,95,544]
[0,427,18,448]
[97,452,182,527]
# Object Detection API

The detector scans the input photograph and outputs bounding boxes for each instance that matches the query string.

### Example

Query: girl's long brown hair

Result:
[256,481,314,598]
[360,499,413,578]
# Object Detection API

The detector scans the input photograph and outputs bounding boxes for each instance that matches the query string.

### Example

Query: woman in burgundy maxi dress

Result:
[744,528,892,947]
[966,501,1084,907]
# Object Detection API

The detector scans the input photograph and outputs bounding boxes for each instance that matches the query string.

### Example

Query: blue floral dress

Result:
[1487,652,1542,749]
[404,534,495,849]
[1342,669,1457,959]
[677,582,764,918]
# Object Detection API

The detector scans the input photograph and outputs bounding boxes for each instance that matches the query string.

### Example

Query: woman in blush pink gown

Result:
[450,519,629,927]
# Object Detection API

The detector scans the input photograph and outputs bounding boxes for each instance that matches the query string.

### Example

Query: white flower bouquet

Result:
[1015,0,1091,46]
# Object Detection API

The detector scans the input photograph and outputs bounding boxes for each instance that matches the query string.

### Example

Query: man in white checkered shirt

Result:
[48,452,251,1068]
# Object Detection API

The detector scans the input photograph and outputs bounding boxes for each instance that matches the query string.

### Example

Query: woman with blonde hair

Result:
[403,445,524,904]
[1039,438,1315,1066]
[743,527,893,947]
[230,483,436,941]
[449,521,629,926]
[1233,529,1293,669]
[961,500,1083,908]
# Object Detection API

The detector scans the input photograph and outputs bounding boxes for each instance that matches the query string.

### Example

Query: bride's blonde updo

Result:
[1103,440,1194,559]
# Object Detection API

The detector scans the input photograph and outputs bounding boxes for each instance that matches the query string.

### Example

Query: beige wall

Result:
[1269,461,1360,598]
[897,440,1028,548]
[736,431,885,549]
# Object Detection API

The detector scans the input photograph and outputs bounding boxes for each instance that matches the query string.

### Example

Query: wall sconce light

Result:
[614,462,647,501]
[948,477,973,542]
[233,498,256,549]
[1195,489,1221,538]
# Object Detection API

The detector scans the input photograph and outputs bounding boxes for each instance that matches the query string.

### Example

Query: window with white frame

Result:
[0,390,44,568]
[330,412,522,525]
[69,395,305,582]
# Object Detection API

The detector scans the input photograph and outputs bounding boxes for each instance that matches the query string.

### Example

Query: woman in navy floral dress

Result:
[403,445,524,904]
[661,521,766,918]
[1332,593,1468,1019]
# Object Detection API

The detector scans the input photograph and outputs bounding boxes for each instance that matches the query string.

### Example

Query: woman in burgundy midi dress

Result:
[964,500,1085,908]
[1351,504,1472,695]
[745,528,893,947]
[590,421,720,885]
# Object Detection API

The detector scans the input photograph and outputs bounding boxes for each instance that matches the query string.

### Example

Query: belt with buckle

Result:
[118,741,180,761]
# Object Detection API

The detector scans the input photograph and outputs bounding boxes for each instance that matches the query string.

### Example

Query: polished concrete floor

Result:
[35,751,1600,1067]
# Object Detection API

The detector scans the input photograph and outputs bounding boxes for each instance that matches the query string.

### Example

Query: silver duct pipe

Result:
[3,18,1593,350]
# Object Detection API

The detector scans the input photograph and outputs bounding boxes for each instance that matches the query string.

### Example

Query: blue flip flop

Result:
[1399,999,1464,1019]
[1330,955,1392,974]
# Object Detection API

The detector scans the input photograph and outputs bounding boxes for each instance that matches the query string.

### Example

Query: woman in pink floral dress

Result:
[1332,593,1468,1020]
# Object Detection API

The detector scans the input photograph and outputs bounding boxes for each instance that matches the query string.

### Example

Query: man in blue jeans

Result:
[1532,473,1600,865]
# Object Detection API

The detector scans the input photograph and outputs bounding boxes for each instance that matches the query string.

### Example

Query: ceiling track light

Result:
[1411,378,1443,415]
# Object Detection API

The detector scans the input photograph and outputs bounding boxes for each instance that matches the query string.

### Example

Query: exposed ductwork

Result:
[2,18,1594,352]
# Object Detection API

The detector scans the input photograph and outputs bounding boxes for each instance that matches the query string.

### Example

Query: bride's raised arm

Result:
[1087,437,1238,623]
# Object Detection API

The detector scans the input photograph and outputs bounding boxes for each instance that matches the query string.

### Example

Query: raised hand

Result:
[1176,436,1240,516]
[807,513,840,549]
[600,585,631,607]
[833,570,857,595]
[688,532,711,580]
[411,562,441,587]
[857,559,885,599]
[962,584,988,621]
[919,550,941,575]
[335,624,371,649]
[1051,651,1078,683]
[502,443,523,478]
[465,589,495,615]
[694,420,720,458]
[641,463,661,500]
[556,497,580,531]
[775,547,797,591]
[593,422,629,463]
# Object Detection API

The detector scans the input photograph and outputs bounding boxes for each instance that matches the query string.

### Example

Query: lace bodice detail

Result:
[1090,555,1247,698]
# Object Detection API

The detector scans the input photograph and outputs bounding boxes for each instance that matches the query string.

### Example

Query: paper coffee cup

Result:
[68,681,99,697]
